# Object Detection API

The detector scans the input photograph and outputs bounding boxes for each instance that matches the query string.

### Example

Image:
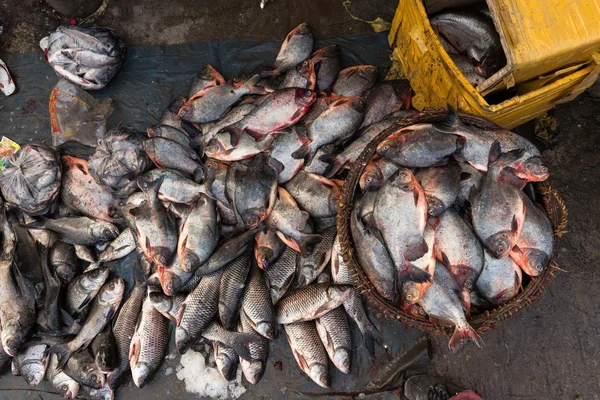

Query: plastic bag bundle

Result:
[44,26,126,90]
[88,128,151,195]
[0,144,61,215]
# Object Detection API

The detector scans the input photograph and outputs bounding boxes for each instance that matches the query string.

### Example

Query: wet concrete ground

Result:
[0,0,599,399]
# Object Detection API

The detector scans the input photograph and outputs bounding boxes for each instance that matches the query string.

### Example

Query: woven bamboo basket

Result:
[336,110,567,337]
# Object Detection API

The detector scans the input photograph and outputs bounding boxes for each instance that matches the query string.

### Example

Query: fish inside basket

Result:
[336,110,567,350]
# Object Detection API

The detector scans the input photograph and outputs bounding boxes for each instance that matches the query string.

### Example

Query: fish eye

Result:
[381,145,389,151]
[62,385,68,391]
[365,177,372,183]
[497,246,505,254]
[525,162,533,170]
[230,90,235,94]
[305,90,312,96]
[91,375,97,382]
[27,376,33,381]
[109,282,115,290]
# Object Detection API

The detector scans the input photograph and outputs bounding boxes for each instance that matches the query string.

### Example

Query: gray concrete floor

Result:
[1,0,600,399]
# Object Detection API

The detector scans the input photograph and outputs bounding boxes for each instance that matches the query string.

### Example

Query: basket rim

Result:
[336,109,566,336]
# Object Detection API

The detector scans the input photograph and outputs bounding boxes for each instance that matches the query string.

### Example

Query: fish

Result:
[241,264,276,339]
[280,59,316,90]
[265,245,298,304]
[79,382,114,400]
[11,220,45,305]
[359,155,400,192]
[254,228,286,270]
[90,326,117,373]
[450,54,487,86]
[368,168,431,290]
[0,258,37,356]
[219,252,251,329]
[227,88,316,144]
[142,137,204,182]
[331,239,383,357]
[129,288,169,388]
[178,196,218,272]
[418,263,483,352]
[275,283,352,324]
[47,354,80,400]
[284,171,340,219]
[284,321,330,388]
[315,286,351,373]
[404,223,437,305]
[332,65,378,97]
[510,195,554,276]
[201,321,259,361]
[214,344,239,381]
[12,344,48,386]
[300,96,336,126]
[435,208,484,293]
[477,250,522,305]
[204,130,276,162]
[227,155,280,229]
[238,310,269,384]
[149,292,185,324]
[376,125,462,167]
[60,156,121,222]
[159,96,188,132]
[296,226,337,287]
[109,280,146,387]
[195,228,259,276]
[156,257,193,296]
[52,278,125,368]
[292,96,365,162]
[457,162,484,208]
[141,168,212,205]
[188,64,226,98]
[323,118,396,177]
[37,246,62,333]
[74,245,96,263]
[362,80,412,127]
[262,23,314,77]
[303,145,337,175]
[176,270,223,352]
[202,103,257,143]
[350,204,396,302]
[65,268,109,317]
[266,187,322,257]
[98,228,136,262]
[64,349,105,389]
[270,126,308,183]
[147,124,192,148]
[178,75,264,124]
[430,10,504,76]
[471,143,527,258]
[416,162,462,217]
[309,45,340,92]
[24,217,119,246]
[0,57,16,96]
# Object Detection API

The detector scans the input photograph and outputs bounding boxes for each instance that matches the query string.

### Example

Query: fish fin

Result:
[267,156,285,175]
[20,217,47,230]
[459,172,472,182]
[440,251,451,268]
[175,303,186,326]
[397,262,431,290]
[448,324,483,353]
[245,74,266,94]
[222,332,260,362]
[291,141,313,160]
[260,69,279,79]
[192,167,204,184]
[404,237,428,262]
[488,141,502,163]
[291,108,305,122]
[511,215,519,234]
[49,343,73,369]
[320,154,342,178]
[295,351,309,371]
[498,148,525,165]
[299,234,322,257]
[468,185,478,204]
[512,244,523,255]
[297,211,311,231]
[455,136,466,155]
[225,125,245,147]
[412,189,420,207]
[500,168,526,189]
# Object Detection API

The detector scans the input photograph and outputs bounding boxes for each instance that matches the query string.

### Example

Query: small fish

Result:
[201,321,259,361]
[214,344,239,381]
[195,227,260,276]
[309,45,340,92]
[284,321,330,388]
[332,65,378,97]
[416,163,461,217]
[219,252,251,329]
[142,137,204,182]
[280,59,316,90]
[48,240,77,286]
[284,171,340,219]
[64,267,109,317]
[477,250,522,305]
[204,130,276,162]
[362,80,412,127]
[159,96,188,132]
[296,226,337,287]
[47,354,80,400]
[359,155,399,192]
[37,246,62,333]
[148,292,186,324]
[12,344,48,386]
[254,228,286,270]
[270,126,307,184]
[275,283,352,324]
[23,217,119,246]
[188,64,226,98]
[64,348,105,389]
[262,23,314,77]
[156,258,193,296]
[177,196,218,272]
[315,291,351,374]
[241,264,276,339]
[265,245,298,304]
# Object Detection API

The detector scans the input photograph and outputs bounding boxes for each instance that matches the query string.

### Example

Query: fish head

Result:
[297,266,316,287]
[199,64,218,80]
[391,168,416,192]
[241,360,265,384]
[294,22,312,35]
[148,291,172,313]
[402,281,422,305]
[485,231,514,259]
[297,60,313,76]
[2,322,26,356]
[358,65,378,81]
[81,267,110,291]
[158,267,181,296]
[426,195,445,217]
[146,125,160,138]
[131,362,151,388]
[514,248,548,277]
[255,246,274,269]
[515,156,549,182]
[23,364,46,386]
[59,380,80,400]
[82,365,106,389]
[359,164,384,191]
[175,327,192,353]
[204,138,226,158]
[255,322,276,339]
[177,103,194,121]
[98,277,125,307]
[333,349,351,374]
[327,284,353,302]
[349,96,366,112]
[90,222,119,243]
[377,135,403,160]
[294,88,317,107]
[309,364,330,388]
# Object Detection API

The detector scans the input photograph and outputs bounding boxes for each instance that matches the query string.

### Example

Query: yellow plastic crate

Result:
[388,0,600,128]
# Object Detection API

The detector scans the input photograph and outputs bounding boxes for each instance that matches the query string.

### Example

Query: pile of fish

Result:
[431,6,506,86]
[350,107,553,351]
[0,22,416,397]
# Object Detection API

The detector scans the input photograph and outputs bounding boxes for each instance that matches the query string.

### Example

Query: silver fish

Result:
[270,126,307,184]
[147,124,192,148]
[178,196,218,272]
[238,310,269,384]
[159,96,188,132]
[416,162,461,217]
[332,65,378,97]
[266,245,298,304]
[214,344,239,381]
[254,228,286,270]
[148,292,186,324]
[284,171,340,219]
[64,349,105,389]
[241,264,276,339]
[219,252,251,329]
[359,155,400,192]
[284,321,330,388]
[24,217,119,246]
[262,23,314,77]
[12,344,48,386]
[47,353,80,400]
[98,228,136,262]
[309,45,340,92]
[188,64,225,98]
[142,137,204,182]
[280,59,316,90]
[203,103,256,144]
[275,283,351,324]
[362,80,412,127]
[201,321,259,361]
[477,250,522,305]
[65,268,109,321]
[296,226,337,287]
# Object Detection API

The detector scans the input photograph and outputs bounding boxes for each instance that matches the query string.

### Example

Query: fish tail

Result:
[291,142,313,161]
[49,343,73,369]
[192,166,204,184]
[245,74,266,94]
[299,233,322,257]
[321,154,343,178]
[225,332,261,362]
[20,217,47,230]
[361,322,384,359]
[259,69,279,79]
[448,323,483,353]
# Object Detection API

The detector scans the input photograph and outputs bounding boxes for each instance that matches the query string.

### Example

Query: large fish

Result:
[24,216,119,246]
[510,195,554,276]
[280,59,316,90]
[416,162,461,217]
[265,245,297,304]
[129,288,169,388]
[60,156,121,222]
[178,75,264,124]
[65,267,109,317]
[142,137,204,182]
[177,196,218,272]
[241,264,276,339]
[284,321,330,388]
[227,88,316,144]
[309,45,340,92]
[296,226,337,287]
[471,143,526,259]
[275,283,351,324]
[284,171,340,219]
[418,263,483,352]
[262,23,314,77]
[477,250,522,305]
[332,65,378,97]
[269,126,307,184]
[292,96,365,162]
[219,252,251,329]
[362,80,412,127]
[63,348,105,389]
[12,344,48,386]
[47,354,80,400]
[266,187,322,257]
